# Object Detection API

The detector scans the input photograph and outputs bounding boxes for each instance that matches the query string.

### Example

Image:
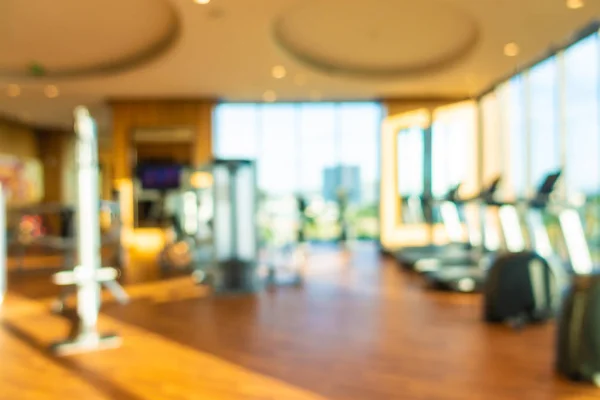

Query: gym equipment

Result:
[414,177,502,274]
[159,173,214,275]
[8,201,122,273]
[556,274,600,386]
[394,186,473,269]
[483,171,565,326]
[263,195,306,287]
[423,176,519,293]
[555,199,599,384]
[50,107,128,355]
[194,159,260,293]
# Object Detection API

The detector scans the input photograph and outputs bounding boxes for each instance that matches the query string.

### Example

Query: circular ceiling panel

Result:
[273,0,479,78]
[0,0,179,78]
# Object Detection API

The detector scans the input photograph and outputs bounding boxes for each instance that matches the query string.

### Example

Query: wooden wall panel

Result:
[0,119,39,159]
[111,100,214,181]
[36,131,63,204]
[36,129,76,205]
[385,98,465,117]
[136,143,192,164]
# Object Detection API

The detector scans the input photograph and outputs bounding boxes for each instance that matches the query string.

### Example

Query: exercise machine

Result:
[424,175,527,293]
[483,171,569,323]
[262,195,306,287]
[399,177,501,273]
[50,107,129,355]
[394,185,471,269]
[188,159,261,293]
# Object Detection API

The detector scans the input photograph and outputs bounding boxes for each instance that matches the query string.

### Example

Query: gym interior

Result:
[2,1,600,399]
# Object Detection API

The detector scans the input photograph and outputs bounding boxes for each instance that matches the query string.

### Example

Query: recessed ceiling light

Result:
[263,90,276,102]
[194,0,210,4]
[45,85,59,98]
[504,42,520,57]
[272,65,286,79]
[566,0,584,9]
[294,74,307,86]
[7,84,20,98]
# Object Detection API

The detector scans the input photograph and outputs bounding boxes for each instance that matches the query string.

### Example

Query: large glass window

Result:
[397,127,425,225]
[564,35,600,195]
[397,127,424,197]
[297,103,338,241]
[563,34,600,261]
[528,57,560,189]
[213,104,259,159]
[297,104,337,196]
[258,105,297,195]
[339,103,381,204]
[338,103,382,239]
[498,76,527,198]
[431,103,478,198]
[214,102,382,242]
[481,92,502,184]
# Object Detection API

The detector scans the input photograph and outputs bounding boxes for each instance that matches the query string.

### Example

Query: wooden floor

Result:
[2,243,600,399]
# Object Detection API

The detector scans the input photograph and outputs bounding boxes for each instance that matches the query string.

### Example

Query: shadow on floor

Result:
[2,320,146,400]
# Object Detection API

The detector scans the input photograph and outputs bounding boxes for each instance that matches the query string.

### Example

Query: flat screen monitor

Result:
[137,164,183,190]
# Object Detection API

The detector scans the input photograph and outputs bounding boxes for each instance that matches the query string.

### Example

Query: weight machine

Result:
[176,160,261,292]
[50,107,129,355]
[165,160,304,290]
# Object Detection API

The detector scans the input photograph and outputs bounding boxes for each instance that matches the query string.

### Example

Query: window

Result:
[339,103,381,204]
[431,119,450,198]
[564,35,600,195]
[498,76,527,198]
[214,102,383,242]
[397,127,425,225]
[528,57,560,189]
[397,127,424,197]
[431,103,478,198]
[258,105,297,195]
[338,103,382,239]
[297,103,337,196]
[481,92,503,184]
[213,104,259,159]
[563,34,600,262]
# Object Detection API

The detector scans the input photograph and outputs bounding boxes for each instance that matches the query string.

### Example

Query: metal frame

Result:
[51,107,128,356]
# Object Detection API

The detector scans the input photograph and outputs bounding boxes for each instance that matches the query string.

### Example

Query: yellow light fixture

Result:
[503,42,520,57]
[194,0,210,4]
[263,90,277,102]
[45,85,59,98]
[566,0,584,9]
[272,65,286,79]
[190,171,213,189]
[294,74,307,86]
[7,84,20,98]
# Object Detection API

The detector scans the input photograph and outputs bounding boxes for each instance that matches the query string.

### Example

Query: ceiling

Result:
[0,0,599,130]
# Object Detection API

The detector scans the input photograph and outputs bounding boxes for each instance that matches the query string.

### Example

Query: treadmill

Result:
[531,170,596,277]
[423,171,562,293]
[395,177,501,270]
[393,185,469,268]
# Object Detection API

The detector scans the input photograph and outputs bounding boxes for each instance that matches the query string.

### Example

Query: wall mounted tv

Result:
[137,163,184,190]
